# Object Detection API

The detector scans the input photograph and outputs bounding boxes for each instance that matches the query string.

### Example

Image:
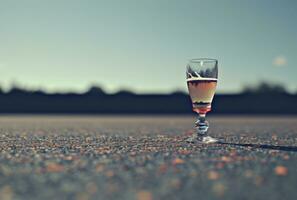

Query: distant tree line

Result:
[0,82,296,114]
[242,82,288,94]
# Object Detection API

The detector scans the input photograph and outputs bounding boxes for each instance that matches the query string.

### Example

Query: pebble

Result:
[274,166,288,176]
[46,163,64,173]
[172,158,185,165]
[136,190,153,200]
[208,171,220,180]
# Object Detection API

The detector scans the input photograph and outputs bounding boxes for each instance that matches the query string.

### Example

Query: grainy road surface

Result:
[0,115,297,200]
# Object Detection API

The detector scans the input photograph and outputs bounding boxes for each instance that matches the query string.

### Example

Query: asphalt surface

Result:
[0,115,297,200]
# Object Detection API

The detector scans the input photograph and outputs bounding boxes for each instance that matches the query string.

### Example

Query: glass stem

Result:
[195,113,209,137]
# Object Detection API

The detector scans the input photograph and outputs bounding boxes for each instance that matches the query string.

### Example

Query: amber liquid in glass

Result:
[187,78,217,114]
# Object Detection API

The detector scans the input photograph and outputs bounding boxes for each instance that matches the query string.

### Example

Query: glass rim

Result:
[189,58,217,63]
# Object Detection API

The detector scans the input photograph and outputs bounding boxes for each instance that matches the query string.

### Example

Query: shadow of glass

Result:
[220,142,297,152]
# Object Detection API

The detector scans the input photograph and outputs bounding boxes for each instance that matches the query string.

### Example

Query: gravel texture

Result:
[0,115,297,200]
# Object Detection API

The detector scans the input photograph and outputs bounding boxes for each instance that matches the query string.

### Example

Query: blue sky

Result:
[0,0,296,93]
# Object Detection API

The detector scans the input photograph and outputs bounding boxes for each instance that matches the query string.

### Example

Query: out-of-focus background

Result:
[0,0,296,114]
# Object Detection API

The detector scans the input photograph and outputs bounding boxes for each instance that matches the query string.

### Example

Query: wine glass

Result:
[186,58,219,143]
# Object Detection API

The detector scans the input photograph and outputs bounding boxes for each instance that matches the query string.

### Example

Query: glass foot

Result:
[199,136,219,144]
[186,135,221,144]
